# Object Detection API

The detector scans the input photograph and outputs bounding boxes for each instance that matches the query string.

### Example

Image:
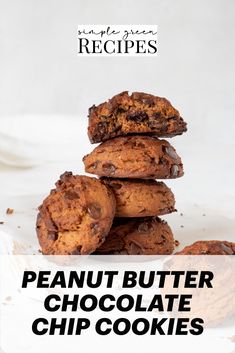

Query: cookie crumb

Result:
[202,213,206,216]
[6,208,14,215]
[180,213,183,216]
[17,226,21,229]
[180,225,184,228]
[174,240,180,247]
[0,221,4,225]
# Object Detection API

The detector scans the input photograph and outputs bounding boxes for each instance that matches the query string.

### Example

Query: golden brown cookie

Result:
[36,172,116,255]
[176,240,235,255]
[102,178,175,217]
[83,135,183,179]
[88,91,187,143]
[95,217,174,255]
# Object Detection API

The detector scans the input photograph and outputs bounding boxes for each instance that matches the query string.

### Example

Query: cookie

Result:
[36,172,116,255]
[88,91,187,143]
[95,217,174,255]
[102,178,175,217]
[83,135,183,179]
[176,240,235,255]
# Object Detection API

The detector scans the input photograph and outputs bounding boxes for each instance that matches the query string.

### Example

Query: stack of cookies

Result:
[36,91,187,255]
[84,91,187,255]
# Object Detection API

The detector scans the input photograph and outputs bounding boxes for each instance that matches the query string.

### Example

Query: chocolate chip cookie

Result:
[102,178,175,217]
[36,172,116,255]
[83,135,183,179]
[88,91,187,143]
[95,217,174,255]
[176,240,235,255]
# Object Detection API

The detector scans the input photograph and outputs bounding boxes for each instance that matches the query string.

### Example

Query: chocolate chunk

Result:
[110,183,122,190]
[87,203,101,219]
[159,157,168,165]
[154,112,162,119]
[116,107,126,114]
[97,122,108,136]
[102,163,116,174]
[142,98,154,106]
[48,231,58,241]
[136,142,145,148]
[221,243,234,255]
[171,164,179,177]
[70,246,82,255]
[127,111,148,122]
[129,241,143,254]
[163,146,178,159]
[138,222,151,233]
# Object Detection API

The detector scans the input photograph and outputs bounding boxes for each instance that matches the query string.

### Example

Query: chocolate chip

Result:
[168,115,178,121]
[159,157,168,165]
[116,107,126,114]
[87,203,101,219]
[97,122,108,136]
[137,142,145,148]
[138,222,150,233]
[112,124,122,133]
[110,183,122,190]
[102,163,116,174]
[142,98,154,106]
[70,246,82,255]
[129,241,143,254]
[221,243,233,255]
[154,112,162,119]
[163,146,178,159]
[48,231,58,241]
[126,111,148,122]
[64,190,80,200]
[171,164,179,177]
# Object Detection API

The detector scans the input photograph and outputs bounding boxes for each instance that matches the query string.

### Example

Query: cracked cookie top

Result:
[88,91,187,143]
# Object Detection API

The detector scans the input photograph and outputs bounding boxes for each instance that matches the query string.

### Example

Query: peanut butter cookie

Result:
[96,217,174,255]
[176,240,235,255]
[102,178,175,217]
[83,135,183,179]
[36,172,116,255]
[88,91,187,143]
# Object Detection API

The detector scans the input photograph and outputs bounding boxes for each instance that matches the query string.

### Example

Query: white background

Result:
[0,0,234,252]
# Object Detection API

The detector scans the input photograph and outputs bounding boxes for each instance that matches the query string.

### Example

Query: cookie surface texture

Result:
[102,178,175,217]
[83,135,183,179]
[36,172,116,255]
[176,240,235,255]
[88,91,187,143]
[96,217,174,255]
